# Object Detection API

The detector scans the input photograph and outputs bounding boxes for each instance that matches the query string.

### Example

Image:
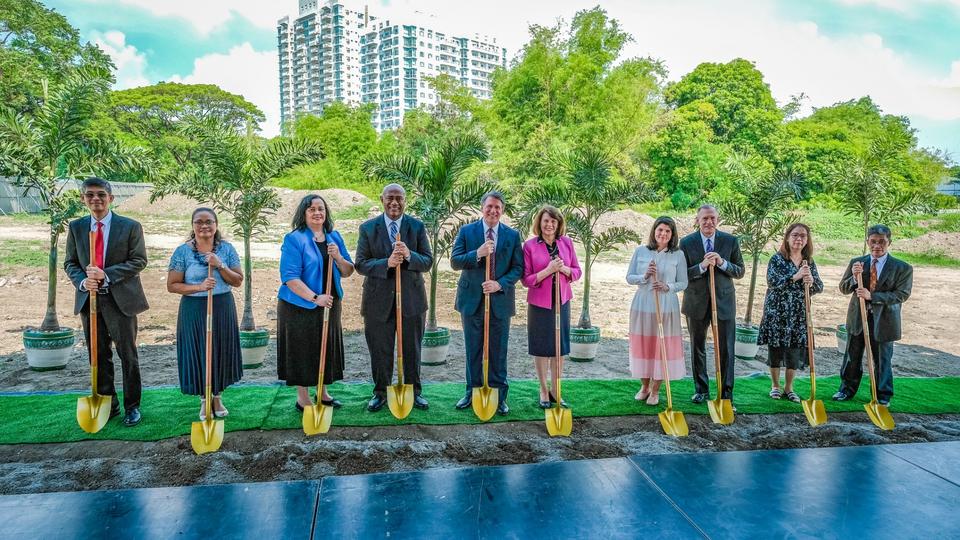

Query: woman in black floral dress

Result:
[758,223,824,402]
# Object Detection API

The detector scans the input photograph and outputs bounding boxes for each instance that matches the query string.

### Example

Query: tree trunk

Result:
[39,229,61,331]
[578,239,593,329]
[862,210,870,255]
[427,261,439,331]
[240,232,255,331]
[743,253,761,326]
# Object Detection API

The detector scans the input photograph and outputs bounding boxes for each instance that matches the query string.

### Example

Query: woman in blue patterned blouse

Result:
[167,208,244,420]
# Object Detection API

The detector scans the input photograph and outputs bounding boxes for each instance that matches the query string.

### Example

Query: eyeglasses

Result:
[789,233,808,239]
[192,220,216,226]
[83,192,109,200]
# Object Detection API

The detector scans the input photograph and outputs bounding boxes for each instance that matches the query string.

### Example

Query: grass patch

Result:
[895,250,960,268]
[0,240,48,270]
[335,203,373,221]
[271,176,382,199]
[928,211,960,233]
[2,376,957,444]
[0,213,48,226]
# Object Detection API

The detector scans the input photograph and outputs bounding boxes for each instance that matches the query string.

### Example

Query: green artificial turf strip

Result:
[1,376,958,444]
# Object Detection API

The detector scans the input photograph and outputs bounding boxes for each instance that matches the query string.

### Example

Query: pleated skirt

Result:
[176,293,243,395]
[276,298,345,386]
[628,287,685,380]
[527,301,571,357]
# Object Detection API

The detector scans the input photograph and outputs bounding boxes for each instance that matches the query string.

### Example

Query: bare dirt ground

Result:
[1,190,959,495]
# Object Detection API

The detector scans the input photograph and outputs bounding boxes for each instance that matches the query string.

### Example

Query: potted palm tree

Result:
[363,134,490,365]
[718,154,800,360]
[519,148,648,361]
[151,119,322,368]
[0,68,147,370]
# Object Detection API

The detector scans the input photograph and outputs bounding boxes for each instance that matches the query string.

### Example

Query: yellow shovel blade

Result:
[471,386,499,422]
[302,403,333,436]
[657,408,689,437]
[76,394,112,434]
[387,383,414,420]
[801,399,828,427]
[865,401,895,431]
[707,398,735,425]
[545,406,572,437]
[190,418,224,455]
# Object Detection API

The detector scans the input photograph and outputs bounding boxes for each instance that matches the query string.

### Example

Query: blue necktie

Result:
[389,221,398,241]
[705,237,713,253]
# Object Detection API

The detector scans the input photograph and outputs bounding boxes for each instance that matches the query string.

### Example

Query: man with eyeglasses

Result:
[833,224,913,406]
[64,177,149,427]
[354,183,433,413]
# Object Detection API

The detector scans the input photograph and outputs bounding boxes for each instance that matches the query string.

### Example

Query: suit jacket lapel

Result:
[494,224,507,275]
[104,214,123,266]
[876,256,897,290]
[377,214,392,256]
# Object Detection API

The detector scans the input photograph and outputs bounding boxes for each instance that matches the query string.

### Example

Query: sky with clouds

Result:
[44,0,960,161]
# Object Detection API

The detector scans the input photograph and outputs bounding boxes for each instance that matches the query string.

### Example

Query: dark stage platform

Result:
[3,441,959,539]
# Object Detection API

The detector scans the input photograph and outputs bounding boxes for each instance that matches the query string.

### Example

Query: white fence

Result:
[0,178,153,214]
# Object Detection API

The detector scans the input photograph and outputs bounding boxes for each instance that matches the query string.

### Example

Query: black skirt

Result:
[276,297,345,386]
[765,346,808,370]
[527,301,571,357]
[176,293,243,395]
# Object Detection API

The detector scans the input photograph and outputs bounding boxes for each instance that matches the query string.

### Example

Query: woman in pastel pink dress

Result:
[626,216,688,405]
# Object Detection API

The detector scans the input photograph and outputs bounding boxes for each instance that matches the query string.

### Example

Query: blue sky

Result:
[45,0,959,160]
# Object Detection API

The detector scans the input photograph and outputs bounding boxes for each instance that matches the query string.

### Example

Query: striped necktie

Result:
[389,221,398,241]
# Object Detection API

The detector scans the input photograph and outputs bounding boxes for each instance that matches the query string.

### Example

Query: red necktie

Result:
[869,258,878,291]
[94,221,104,269]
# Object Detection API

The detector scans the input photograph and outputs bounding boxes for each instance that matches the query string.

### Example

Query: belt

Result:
[96,287,111,296]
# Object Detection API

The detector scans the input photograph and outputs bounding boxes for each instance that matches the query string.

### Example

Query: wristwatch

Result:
[311,293,319,302]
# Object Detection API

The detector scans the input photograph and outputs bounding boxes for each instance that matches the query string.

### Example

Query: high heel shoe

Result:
[635,388,650,401]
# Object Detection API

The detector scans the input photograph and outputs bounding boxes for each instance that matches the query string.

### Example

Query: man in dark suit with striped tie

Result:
[449,191,524,415]
[678,204,745,405]
[355,184,433,412]
[64,177,149,427]
[833,224,913,405]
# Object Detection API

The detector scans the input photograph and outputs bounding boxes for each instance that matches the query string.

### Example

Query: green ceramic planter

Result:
[734,324,760,360]
[23,327,76,371]
[569,326,600,362]
[239,328,270,369]
[421,327,450,366]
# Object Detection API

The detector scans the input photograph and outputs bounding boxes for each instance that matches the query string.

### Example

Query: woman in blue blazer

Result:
[277,194,355,411]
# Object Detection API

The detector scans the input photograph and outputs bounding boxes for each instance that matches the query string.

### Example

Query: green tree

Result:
[483,6,665,187]
[664,58,785,159]
[0,67,148,331]
[363,134,490,331]
[96,82,265,177]
[717,154,801,325]
[0,0,112,114]
[641,101,731,209]
[829,134,928,253]
[151,120,322,331]
[518,147,649,328]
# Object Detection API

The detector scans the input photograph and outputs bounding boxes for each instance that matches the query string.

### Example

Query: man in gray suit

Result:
[834,224,913,405]
[64,177,149,427]
[449,191,524,415]
[679,204,745,404]
[355,184,433,412]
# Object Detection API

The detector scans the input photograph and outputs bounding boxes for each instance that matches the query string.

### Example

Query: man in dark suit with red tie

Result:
[678,204,745,405]
[833,224,913,405]
[64,177,149,426]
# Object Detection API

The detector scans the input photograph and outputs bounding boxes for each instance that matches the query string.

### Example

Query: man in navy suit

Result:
[450,191,524,415]
[679,204,745,405]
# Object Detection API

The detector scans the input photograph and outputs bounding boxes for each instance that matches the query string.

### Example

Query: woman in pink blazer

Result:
[521,205,582,408]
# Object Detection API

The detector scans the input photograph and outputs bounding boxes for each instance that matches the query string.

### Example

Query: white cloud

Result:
[89,30,149,89]
[832,0,960,15]
[171,43,281,136]
[100,0,299,35]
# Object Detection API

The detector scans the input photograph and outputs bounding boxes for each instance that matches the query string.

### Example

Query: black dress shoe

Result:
[321,398,343,409]
[109,407,121,419]
[367,394,387,412]
[296,402,305,412]
[832,391,850,401]
[539,399,552,409]
[878,399,890,406]
[455,395,471,410]
[122,407,141,427]
[413,395,429,410]
[496,401,509,416]
[691,393,709,404]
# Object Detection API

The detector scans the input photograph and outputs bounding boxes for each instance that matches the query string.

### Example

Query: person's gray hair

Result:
[867,224,892,241]
[697,204,718,215]
[481,190,505,206]
[381,183,406,197]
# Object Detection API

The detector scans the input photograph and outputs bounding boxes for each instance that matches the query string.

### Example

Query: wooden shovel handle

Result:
[317,248,335,397]
[395,233,404,385]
